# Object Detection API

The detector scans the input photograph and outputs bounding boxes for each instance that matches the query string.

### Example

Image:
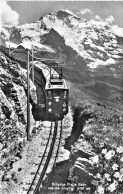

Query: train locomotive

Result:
[32,61,69,121]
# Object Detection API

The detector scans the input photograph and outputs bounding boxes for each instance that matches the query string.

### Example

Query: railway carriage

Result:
[32,61,69,121]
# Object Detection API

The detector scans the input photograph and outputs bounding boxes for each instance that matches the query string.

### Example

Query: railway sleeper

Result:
[31,172,37,175]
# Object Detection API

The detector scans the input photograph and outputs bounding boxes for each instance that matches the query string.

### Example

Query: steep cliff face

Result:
[44,28,65,49]
[0,50,38,169]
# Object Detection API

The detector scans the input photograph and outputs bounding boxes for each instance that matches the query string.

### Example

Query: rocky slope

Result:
[1,114,73,194]
[0,49,40,190]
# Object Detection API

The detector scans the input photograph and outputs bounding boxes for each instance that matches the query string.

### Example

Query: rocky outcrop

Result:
[44,28,65,49]
[9,27,22,44]
[56,10,81,22]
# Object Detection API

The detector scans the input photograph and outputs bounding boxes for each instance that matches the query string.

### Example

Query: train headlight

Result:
[48,101,52,106]
[48,108,52,112]
[63,91,67,99]
[63,102,66,107]
[63,108,66,112]
[54,97,60,102]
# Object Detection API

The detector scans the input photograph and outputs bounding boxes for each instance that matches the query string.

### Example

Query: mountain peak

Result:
[56,9,81,21]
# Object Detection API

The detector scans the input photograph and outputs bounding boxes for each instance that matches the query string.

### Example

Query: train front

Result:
[45,71,69,119]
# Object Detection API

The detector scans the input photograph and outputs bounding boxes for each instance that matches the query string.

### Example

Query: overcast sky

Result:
[1,1,123,28]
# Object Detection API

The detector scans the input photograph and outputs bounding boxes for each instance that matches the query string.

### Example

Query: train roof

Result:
[32,61,68,90]
[33,61,50,79]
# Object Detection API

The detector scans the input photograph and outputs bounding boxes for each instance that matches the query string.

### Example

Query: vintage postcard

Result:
[0,1,123,194]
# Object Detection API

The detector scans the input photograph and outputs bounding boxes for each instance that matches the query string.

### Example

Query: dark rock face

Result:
[65,107,86,151]
[1,104,11,119]
[2,83,12,97]
[116,36,123,45]
[56,10,81,22]
[0,38,6,47]
[44,28,65,49]
[9,27,22,44]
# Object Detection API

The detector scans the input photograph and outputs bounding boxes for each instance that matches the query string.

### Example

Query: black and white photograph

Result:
[0,1,123,193]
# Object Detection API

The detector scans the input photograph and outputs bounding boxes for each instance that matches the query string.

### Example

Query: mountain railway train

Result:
[31,61,69,121]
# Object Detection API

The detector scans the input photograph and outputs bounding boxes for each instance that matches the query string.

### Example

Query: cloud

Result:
[77,9,93,15]
[111,25,123,37]
[95,15,102,21]
[1,2,19,26]
[105,15,115,24]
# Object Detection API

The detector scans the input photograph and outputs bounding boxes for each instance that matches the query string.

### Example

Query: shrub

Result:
[91,145,123,194]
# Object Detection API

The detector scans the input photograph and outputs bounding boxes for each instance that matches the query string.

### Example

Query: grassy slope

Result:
[67,80,123,148]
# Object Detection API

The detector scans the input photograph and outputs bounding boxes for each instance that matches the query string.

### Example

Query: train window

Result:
[54,91,59,97]
[47,91,52,99]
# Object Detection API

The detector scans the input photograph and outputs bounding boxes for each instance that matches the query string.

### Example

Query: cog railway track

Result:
[26,119,63,194]
[26,76,63,194]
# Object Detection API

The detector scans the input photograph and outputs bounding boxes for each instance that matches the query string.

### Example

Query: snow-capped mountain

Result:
[1,9,123,101]
[1,10,123,67]
[1,22,54,52]
[43,10,123,67]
